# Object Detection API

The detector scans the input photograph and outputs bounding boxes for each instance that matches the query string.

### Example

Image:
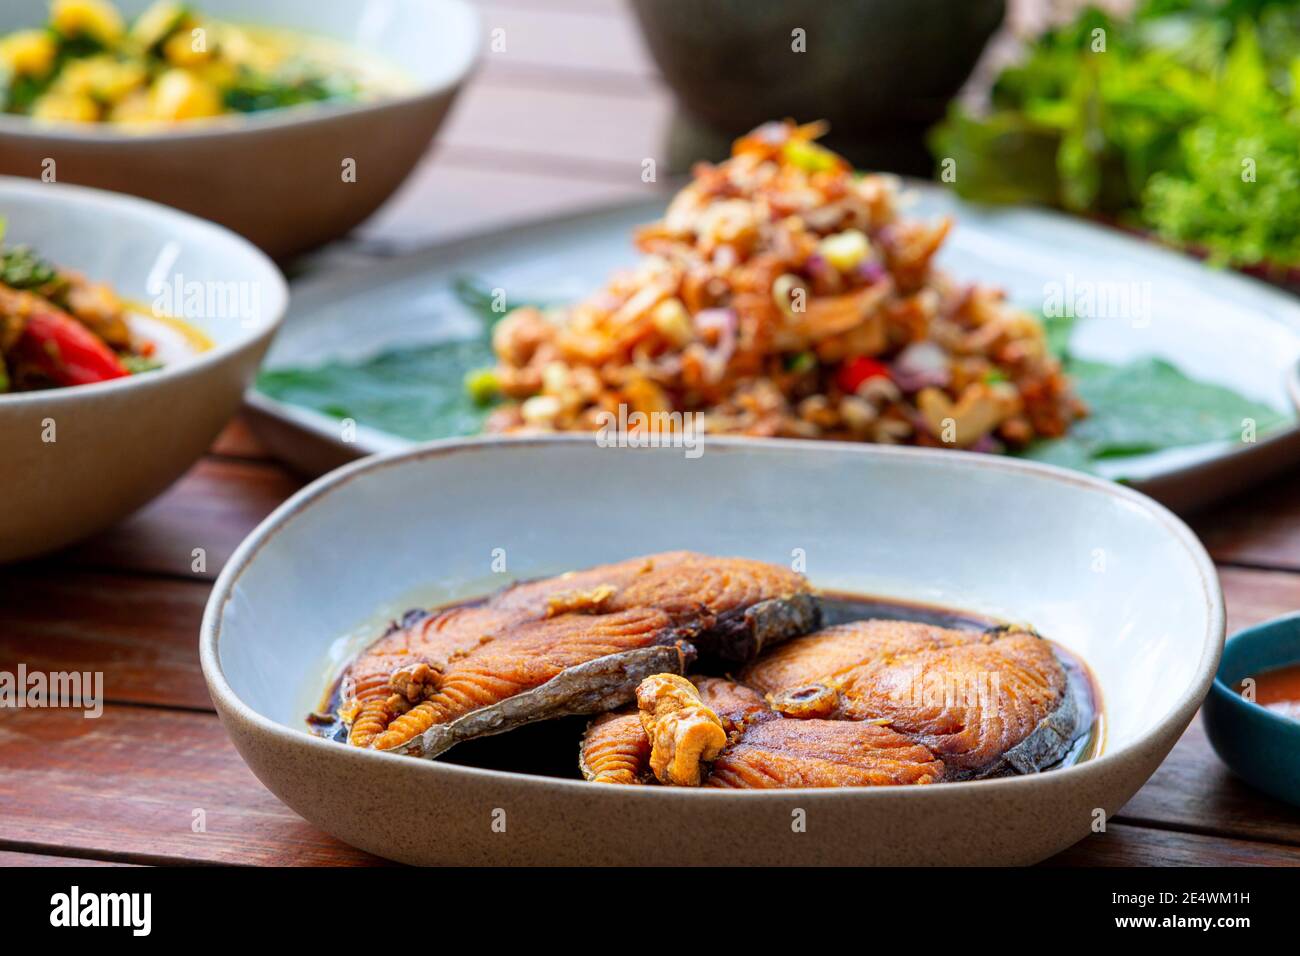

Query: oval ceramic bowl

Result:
[0,176,287,562]
[0,0,479,259]
[1204,613,1300,808]
[201,437,1224,866]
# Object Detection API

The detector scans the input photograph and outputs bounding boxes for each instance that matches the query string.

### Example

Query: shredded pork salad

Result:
[484,121,1085,451]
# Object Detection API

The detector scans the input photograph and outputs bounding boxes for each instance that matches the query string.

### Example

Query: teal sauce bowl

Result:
[1204,612,1300,808]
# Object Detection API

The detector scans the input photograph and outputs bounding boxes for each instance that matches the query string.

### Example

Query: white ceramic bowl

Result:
[201,436,1224,866]
[0,176,287,562]
[0,0,480,258]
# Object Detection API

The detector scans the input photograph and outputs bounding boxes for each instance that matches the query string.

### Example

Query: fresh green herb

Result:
[784,351,816,373]
[1,70,53,115]
[931,0,1300,269]
[0,229,64,293]
[120,354,164,375]
[224,63,358,114]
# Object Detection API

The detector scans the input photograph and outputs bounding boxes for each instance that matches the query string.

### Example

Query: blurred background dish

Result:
[629,0,1006,175]
[244,183,1300,514]
[931,0,1300,291]
[0,176,287,562]
[0,0,480,258]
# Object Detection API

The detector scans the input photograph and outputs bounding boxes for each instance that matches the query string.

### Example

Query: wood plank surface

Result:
[0,572,212,711]
[57,459,303,582]
[1193,473,1300,573]
[437,83,672,177]
[0,851,137,867]
[1047,823,1300,867]
[0,707,380,867]
[474,1,657,86]
[357,160,666,250]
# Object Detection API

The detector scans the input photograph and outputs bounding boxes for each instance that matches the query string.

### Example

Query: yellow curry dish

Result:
[0,0,409,126]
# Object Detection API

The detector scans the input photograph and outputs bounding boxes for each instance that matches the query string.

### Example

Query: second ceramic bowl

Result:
[0,0,480,258]
[0,176,287,562]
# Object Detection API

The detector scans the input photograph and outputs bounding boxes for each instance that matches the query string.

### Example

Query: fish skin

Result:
[341,552,817,756]
[389,643,695,759]
[373,607,689,752]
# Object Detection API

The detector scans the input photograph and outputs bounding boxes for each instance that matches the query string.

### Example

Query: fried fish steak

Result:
[338,552,818,757]
[580,712,653,785]
[742,620,1081,779]
[705,719,946,789]
[580,674,943,788]
[579,675,773,785]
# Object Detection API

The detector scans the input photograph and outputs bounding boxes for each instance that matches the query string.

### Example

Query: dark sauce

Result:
[311,592,1103,779]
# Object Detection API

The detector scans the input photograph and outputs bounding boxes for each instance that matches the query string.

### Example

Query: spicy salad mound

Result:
[484,121,1085,451]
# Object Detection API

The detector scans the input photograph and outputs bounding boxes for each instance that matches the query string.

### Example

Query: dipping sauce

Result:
[1249,662,1300,721]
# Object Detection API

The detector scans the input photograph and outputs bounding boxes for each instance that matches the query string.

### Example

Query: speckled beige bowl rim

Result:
[199,435,1226,802]
[0,175,288,411]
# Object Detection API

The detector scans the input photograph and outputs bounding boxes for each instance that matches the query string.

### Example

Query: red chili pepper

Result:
[836,356,890,394]
[16,310,129,386]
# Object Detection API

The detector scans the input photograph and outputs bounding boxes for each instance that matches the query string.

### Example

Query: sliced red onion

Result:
[891,341,951,392]
[804,253,834,283]
[855,259,887,284]
[968,434,1002,455]
[693,308,737,384]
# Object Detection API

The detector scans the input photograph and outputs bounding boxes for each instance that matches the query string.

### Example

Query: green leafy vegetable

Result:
[1019,311,1285,472]
[257,338,498,442]
[120,354,164,375]
[255,277,553,440]
[931,0,1300,268]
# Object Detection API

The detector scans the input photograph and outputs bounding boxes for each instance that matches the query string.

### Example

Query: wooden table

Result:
[2,0,1298,867]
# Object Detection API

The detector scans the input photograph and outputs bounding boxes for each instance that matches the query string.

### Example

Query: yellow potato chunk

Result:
[0,30,58,77]
[106,89,153,125]
[31,93,101,123]
[51,0,126,46]
[163,27,211,66]
[55,55,146,103]
[149,68,223,121]
[129,1,186,50]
